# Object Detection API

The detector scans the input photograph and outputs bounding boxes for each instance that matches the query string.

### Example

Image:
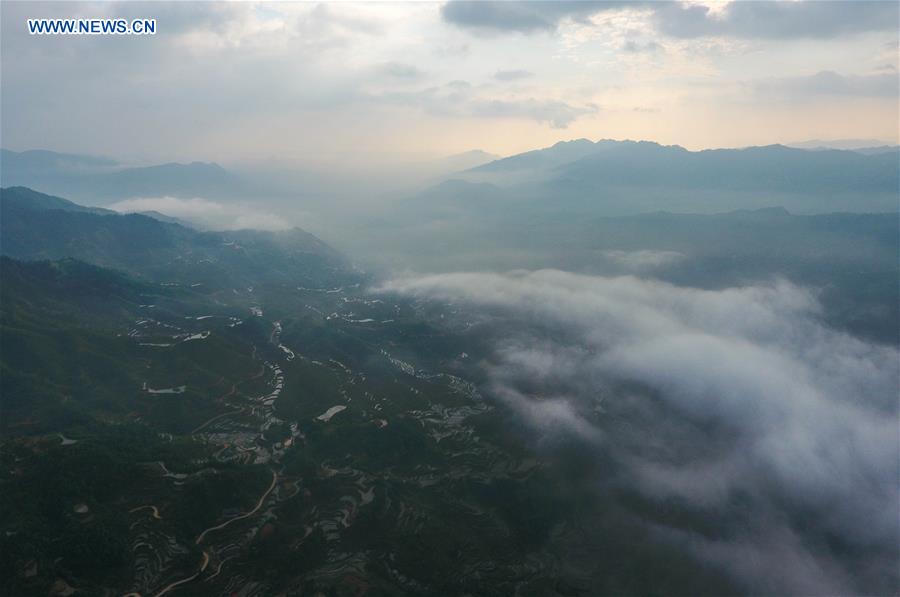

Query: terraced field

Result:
[4,258,601,595]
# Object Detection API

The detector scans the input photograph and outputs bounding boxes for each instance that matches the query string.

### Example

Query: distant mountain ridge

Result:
[1,149,243,203]
[437,138,899,214]
[0,186,116,215]
[0,186,199,227]
[438,149,501,172]
[786,138,894,151]
[0,186,355,289]
[849,146,900,156]
[556,142,897,193]
[468,138,601,173]
[1,148,117,172]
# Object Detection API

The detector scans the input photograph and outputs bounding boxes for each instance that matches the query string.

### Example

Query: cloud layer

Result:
[2,1,896,160]
[441,1,900,40]
[755,70,898,99]
[599,249,685,271]
[377,269,899,594]
[654,1,900,40]
[441,1,614,34]
[109,196,293,231]
[381,81,598,129]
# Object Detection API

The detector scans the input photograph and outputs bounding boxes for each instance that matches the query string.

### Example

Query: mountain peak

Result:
[551,138,595,148]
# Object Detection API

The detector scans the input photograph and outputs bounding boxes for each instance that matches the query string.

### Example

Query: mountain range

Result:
[440,139,899,214]
[0,149,243,203]
[4,140,897,215]
[0,186,352,289]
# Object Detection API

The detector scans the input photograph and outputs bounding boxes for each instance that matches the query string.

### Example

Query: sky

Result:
[1,1,898,165]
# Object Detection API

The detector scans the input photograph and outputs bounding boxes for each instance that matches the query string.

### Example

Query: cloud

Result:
[376,269,899,594]
[492,383,604,444]
[654,1,900,40]
[381,81,597,129]
[3,0,896,162]
[493,69,534,81]
[621,40,662,54]
[441,1,899,40]
[432,42,471,58]
[377,62,426,80]
[600,249,685,270]
[108,196,293,231]
[469,98,597,129]
[440,1,616,34]
[754,70,899,99]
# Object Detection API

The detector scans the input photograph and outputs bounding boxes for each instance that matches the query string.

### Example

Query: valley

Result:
[0,198,596,595]
[0,184,895,596]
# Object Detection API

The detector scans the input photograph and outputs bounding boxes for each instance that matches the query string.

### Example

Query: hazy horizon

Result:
[2,1,898,166]
[4,133,899,168]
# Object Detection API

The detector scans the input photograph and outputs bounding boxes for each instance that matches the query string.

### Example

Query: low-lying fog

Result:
[377,269,899,595]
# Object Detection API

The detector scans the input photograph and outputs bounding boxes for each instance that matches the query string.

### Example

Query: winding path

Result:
[205,555,236,581]
[136,338,282,596]
[140,466,277,596]
[195,469,278,545]
[128,505,162,520]
[150,551,209,597]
